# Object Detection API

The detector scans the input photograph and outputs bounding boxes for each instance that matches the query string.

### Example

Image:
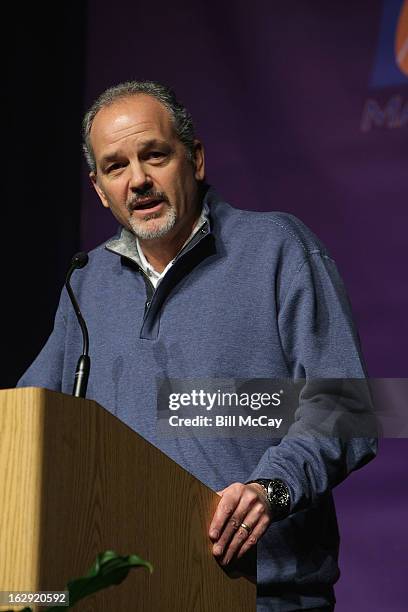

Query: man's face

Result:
[89,94,205,242]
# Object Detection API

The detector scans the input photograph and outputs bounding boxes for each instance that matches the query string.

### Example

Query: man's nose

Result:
[129,160,152,191]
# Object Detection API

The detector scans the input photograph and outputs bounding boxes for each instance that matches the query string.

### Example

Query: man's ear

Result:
[90,172,110,209]
[193,140,205,181]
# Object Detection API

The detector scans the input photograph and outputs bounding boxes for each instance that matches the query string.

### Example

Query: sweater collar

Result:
[105,187,213,267]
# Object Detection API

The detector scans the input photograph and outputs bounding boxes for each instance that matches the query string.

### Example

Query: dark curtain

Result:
[1,4,87,387]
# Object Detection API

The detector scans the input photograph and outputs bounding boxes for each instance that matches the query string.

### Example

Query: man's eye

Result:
[148,151,166,159]
[106,163,124,173]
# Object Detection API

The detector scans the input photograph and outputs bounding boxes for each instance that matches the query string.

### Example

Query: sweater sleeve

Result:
[247,251,377,514]
[17,288,68,392]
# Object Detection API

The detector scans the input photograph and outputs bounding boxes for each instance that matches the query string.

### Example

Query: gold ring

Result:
[240,522,252,534]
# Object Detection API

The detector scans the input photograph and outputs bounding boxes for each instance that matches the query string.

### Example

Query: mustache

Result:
[127,190,168,210]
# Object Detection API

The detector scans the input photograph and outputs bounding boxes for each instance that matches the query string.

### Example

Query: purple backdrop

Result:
[81,2,408,609]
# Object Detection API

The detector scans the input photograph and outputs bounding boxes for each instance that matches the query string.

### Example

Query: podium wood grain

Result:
[0,388,256,611]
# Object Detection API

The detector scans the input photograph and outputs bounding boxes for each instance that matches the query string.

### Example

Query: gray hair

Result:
[82,80,196,172]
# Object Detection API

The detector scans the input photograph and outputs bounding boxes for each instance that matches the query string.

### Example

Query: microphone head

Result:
[71,252,89,269]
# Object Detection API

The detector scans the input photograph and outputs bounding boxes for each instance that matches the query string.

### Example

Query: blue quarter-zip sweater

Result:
[18,187,376,611]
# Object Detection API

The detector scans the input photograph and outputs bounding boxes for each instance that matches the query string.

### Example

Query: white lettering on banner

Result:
[167,415,283,429]
[238,416,283,428]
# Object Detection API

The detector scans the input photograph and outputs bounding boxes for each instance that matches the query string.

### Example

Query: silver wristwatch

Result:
[248,479,290,520]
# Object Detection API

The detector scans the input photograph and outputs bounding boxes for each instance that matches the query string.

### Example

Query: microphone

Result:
[65,252,90,398]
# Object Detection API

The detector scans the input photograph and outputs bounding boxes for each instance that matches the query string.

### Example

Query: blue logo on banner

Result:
[371,0,408,88]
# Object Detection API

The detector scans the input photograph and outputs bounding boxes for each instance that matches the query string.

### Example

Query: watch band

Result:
[247,478,290,521]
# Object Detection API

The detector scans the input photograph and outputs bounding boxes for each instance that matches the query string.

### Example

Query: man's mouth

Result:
[130,197,165,211]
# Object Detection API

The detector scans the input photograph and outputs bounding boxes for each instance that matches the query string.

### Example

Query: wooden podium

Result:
[0,388,256,611]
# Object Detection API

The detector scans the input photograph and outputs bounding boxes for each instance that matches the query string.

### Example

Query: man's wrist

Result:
[246,479,290,521]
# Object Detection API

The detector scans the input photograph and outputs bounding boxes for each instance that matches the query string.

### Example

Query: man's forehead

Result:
[90,94,175,143]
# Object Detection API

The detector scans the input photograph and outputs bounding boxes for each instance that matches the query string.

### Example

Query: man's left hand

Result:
[208,482,272,565]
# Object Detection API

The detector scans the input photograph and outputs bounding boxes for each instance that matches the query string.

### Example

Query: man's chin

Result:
[128,210,177,241]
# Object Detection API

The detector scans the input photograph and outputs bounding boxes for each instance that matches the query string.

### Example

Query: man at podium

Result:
[18,81,376,612]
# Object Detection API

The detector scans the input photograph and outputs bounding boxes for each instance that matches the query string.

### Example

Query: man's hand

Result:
[208,482,272,566]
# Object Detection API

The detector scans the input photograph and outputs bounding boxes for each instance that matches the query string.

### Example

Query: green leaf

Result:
[7,551,152,612]
[60,550,152,609]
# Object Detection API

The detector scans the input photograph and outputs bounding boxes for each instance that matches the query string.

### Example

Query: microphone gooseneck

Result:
[65,252,90,398]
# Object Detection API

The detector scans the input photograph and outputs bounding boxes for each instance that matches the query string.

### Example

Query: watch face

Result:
[268,479,290,508]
